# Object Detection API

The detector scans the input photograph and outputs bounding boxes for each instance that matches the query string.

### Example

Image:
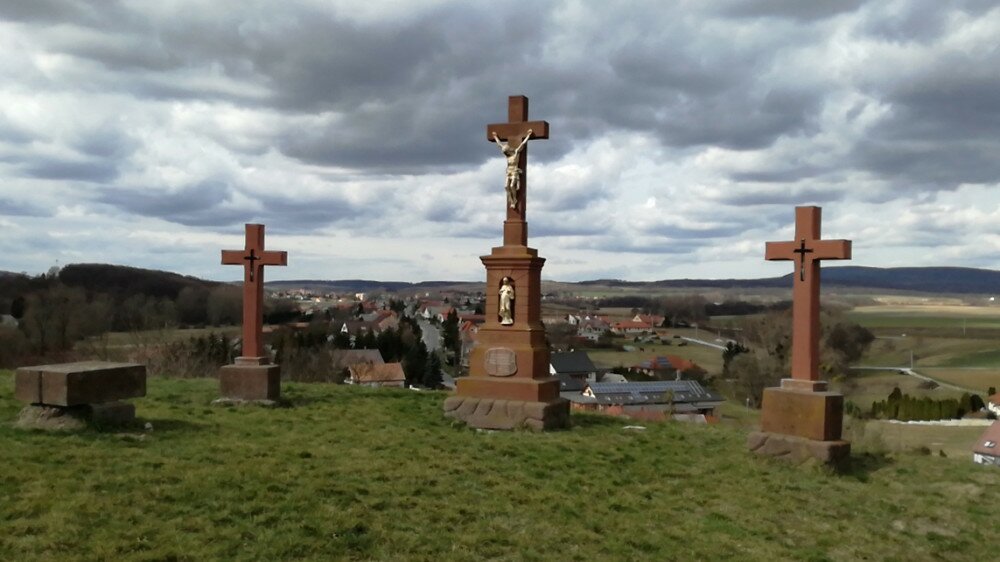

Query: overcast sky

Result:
[1,0,999,282]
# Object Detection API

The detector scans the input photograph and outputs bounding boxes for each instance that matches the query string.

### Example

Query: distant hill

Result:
[58,263,220,299]
[269,267,1000,295]
[4,265,999,300]
[265,279,473,293]
[577,266,1000,295]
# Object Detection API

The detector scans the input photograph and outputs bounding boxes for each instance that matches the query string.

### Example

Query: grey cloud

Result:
[257,193,368,233]
[531,221,609,238]
[0,0,112,26]
[570,237,709,255]
[22,1,827,171]
[23,159,120,183]
[859,1,998,43]
[720,0,867,21]
[95,180,246,226]
[639,222,747,240]
[721,186,843,206]
[0,197,51,217]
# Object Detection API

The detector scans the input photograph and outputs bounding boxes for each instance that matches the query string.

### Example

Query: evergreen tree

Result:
[331,331,351,349]
[403,340,429,387]
[441,309,461,361]
[423,353,443,389]
[971,394,986,412]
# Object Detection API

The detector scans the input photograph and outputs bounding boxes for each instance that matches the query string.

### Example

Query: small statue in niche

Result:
[498,276,515,326]
[492,129,533,209]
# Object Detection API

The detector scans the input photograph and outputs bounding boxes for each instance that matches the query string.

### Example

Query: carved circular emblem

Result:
[485,347,517,377]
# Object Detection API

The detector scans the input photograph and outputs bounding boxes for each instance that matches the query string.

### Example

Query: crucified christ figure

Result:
[492,129,533,209]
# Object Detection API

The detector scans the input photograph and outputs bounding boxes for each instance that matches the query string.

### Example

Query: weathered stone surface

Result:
[761,387,844,441]
[219,363,280,401]
[485,347,517,377]
[443,396,569,431]
[15,401,136,431]
[747,431,850,464]
[15,361,146,406]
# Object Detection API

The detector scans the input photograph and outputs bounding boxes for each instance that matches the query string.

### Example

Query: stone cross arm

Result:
[487,120,550,143]
[221,248,288,267]
[765,239,852,262]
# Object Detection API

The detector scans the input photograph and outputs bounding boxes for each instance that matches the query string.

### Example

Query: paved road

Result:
[417,319,441,352]
[680,336,730,351]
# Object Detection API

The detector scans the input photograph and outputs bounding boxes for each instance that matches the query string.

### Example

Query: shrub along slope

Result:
[1,372,997,561]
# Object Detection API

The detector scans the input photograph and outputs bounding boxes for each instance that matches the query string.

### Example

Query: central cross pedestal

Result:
[443,95,569,431]
[748,206,852,463]
[217,223,287,403]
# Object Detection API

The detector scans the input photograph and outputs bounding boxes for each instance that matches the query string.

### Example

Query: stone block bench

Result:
[14,361,146,430]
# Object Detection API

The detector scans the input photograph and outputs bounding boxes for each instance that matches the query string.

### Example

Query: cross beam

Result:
[486,95,549,246]
[222,223,287,360]
[765,206,851,384]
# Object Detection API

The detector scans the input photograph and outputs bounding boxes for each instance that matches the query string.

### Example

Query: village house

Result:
[347,362,406,388]
[972,421,1000,466]
[550,351,600,391]
[610,319,653,335]
[633,313,665,327]
[576,316,611,342]
[336,349,385,367]
[562,380,724,422]
[630,355,705,379]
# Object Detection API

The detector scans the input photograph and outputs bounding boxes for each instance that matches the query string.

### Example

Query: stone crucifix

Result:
[765,206,851,389]
[222,224,287,360]
[487,95,549,246]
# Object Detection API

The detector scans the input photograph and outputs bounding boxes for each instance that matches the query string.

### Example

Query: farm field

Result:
[849,304,1000,372]
[847,304,1000,334]
[835,372,967,409]
[917,368,1000,395]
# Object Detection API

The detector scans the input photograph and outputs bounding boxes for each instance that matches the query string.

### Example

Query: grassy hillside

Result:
[2,372,999,561]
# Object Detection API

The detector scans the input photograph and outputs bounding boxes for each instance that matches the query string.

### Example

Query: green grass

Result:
[3,371,1000,560]
[848,420,988,458]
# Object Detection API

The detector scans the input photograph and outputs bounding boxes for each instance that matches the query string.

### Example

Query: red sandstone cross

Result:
[487,95,549,246]
[765,206,851,388]
[222,224,287,360]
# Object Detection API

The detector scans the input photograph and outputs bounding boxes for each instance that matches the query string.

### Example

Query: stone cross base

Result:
[443,396,570,431]
[456,375,561,403]
[16,402,136,431]
[753,383,850,465]
[747,432,851,465]
[761,385,845,441]
[219,362,281,402]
